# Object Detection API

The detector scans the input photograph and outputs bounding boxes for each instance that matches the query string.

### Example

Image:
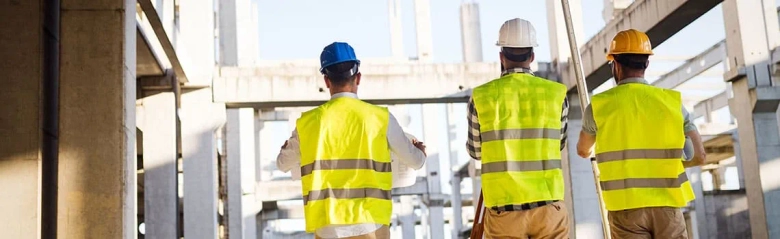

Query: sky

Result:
[252,1,766,232]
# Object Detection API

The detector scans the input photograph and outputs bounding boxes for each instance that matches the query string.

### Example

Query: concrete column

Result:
[388,0,405,60]
[226,108,258,239]
[57,0,138,238]
[446,104,463,238]
[0,1,44,237]
[564,94,605,239]
[257,119,277,181]
[686,167,707,239]
[421,104,445,239]
[546,0,584,85]
[450,175,463,239]
[219,0,259,66]
[400,196,417,239]
[722,1,780,238]
[181,89,226,239]
[138,92,178,238]
[177,0,215,84]
[459,1,483,63]
[413,0,433,62]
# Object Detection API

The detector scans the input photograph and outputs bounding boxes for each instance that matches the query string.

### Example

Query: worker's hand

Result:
[412,139,427,157]
[281,140,289,149]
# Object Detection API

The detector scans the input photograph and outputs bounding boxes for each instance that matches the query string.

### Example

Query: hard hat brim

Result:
[605,51,653,61]
[319,59,361,73]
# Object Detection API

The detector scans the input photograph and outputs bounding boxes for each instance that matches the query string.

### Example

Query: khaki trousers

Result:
[608,207,687,239]
[484,201,570,239]
[314,225,390,239]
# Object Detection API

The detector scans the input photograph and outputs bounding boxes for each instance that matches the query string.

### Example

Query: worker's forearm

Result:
[684,130,707,167]
[576,131,596,158]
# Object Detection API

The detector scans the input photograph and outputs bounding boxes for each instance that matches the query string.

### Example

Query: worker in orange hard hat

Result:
[576,29,707,239]
[467,18,570,238]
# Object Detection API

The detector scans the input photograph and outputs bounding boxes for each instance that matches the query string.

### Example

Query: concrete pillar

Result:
[421,104,445,239]
[722,0,780,238]
[257,119,276,181]
[687,167,707,239]
[459,1,483,63]
[219,0,259,66]
[450,175,463,239]
[546,0,584,81]
[388,0,405,60]
[181,89,226,239]
[177,0,215,84]
[138,92,178,238]
[226,108,258,239]
[57,0,138,238]
[413,0,433,62]
[400,196,417,239]
[564,94,605,239]
[0,1,44,237]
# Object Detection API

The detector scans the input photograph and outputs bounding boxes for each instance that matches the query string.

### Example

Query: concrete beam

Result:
[653,40,726,89]
[693,91,729,120]
[568,0,722,91]
[138,0,189,82]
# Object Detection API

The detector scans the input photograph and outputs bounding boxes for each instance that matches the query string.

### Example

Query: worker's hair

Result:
[324,61,359,86]
[501,47,534,70]
[614,54,649,70]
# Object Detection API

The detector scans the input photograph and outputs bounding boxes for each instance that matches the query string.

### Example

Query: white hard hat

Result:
[496,18,538,48]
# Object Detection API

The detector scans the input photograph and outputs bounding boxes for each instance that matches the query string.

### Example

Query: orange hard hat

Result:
[606,29,653,61]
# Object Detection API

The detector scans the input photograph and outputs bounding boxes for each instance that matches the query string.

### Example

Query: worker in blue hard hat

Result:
[276,42,427,239]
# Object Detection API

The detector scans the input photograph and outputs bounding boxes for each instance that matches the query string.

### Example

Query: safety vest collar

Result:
[501,67,534,76]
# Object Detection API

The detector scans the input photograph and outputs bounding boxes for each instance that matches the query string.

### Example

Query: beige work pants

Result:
[608,207,687,239]
[484,201,570,239]
[314,225,390,239]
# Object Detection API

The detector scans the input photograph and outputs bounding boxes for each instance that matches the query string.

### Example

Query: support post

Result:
[422,104,445,239]
[722,0,780,238]
[57,0,138,237]
[388,0,405,60]
[400,196,417,239]
[226,108,257,239]
[413,0,433,62]
[182,89,226,239]
[138,91,178,239]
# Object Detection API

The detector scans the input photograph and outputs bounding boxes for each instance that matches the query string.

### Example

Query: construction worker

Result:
[575,29,707,238]
[276,42,427,239]
[467,18,570,238]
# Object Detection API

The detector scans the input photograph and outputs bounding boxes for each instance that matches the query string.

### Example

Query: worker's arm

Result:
[387,113,427,170]
[466,98,482,160]
[577,104,597,158]
[681,107,707,167]
[560,97,570,151]
[276,129,300,173]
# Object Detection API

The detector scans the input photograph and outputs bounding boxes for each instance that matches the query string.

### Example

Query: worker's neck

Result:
[329,85,357,96]
[504,63,531,70]
[617,73,644,83]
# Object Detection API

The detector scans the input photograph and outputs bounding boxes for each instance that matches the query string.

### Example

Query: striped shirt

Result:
[466,68,569,211]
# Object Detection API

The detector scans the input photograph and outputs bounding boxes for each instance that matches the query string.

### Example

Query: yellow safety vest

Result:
[296,97,393,233]
[592,83,695,211]
[472,73,567,208]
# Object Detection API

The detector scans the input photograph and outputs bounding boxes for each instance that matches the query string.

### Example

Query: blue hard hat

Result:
[319,42,360,73]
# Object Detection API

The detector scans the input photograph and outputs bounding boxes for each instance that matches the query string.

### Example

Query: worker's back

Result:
[296,97,393,233]
[472,73,567,207]
[591,83,695,211]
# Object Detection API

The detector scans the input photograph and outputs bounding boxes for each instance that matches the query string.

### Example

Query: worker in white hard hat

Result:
[467,18,570,238]
[276,42,427,239]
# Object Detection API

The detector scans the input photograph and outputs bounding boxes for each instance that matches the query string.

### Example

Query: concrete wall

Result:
[703,190,752,239]
[0,1,43,238]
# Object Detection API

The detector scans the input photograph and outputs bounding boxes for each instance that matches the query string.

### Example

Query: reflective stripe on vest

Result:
[296,97,392,233]
[472,73,567,208]
[592,83,695,211]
